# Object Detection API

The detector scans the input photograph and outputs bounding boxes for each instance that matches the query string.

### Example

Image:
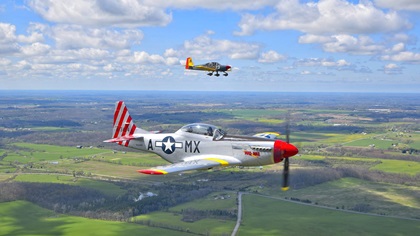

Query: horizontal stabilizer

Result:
[103,135,137,143]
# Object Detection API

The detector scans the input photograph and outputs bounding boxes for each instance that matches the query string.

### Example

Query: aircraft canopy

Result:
[179,123,225,140]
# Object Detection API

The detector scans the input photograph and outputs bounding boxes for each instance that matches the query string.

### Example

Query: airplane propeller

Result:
[282,112,295,191]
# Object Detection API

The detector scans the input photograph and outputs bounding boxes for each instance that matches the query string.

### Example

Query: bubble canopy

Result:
[178,123,225,140]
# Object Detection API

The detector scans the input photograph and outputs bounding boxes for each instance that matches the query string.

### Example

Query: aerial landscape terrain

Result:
[0,91,419,235]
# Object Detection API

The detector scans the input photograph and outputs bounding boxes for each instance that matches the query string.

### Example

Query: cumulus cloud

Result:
[381,51,420,62]
[0,22,45,55]
[294,58,350,67]
[381,63,403,74]
[323,35,386,55]
[235,0,411,36]
[21,42,51,56]
[117,51,179,66]
[28,0,172,27]
[0,23,20,54]
[47,25,143,50]
[0,58,11,66]
[179,32,261,60]
[258,50,286,63]
[374,0,420,11]
[144,0,278,10]
[300,34,385,55]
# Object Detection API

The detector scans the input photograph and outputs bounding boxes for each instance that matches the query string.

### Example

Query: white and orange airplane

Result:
[185,57,232,76]
[104,101,298,190]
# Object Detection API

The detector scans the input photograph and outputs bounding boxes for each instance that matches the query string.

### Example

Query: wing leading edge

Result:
[138,155,241,175]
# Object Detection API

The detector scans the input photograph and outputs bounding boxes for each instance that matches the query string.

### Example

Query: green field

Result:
[0,201,186,236]
[218,109,286,120]
[132,192,237,235]
[267,177,420,219]
[2,143,109,163]
[239,194,420,236]
[170,191,237,211]
[13,174,126,196]
[296,154,420,176]
[344,138,395,149]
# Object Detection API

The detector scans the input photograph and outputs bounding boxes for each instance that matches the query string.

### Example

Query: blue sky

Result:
[0,0,419,92]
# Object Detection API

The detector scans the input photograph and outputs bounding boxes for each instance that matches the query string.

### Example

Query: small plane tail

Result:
[106,101,148,146]
[185,57,194,69]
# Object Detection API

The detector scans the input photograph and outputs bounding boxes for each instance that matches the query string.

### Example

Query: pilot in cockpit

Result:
[207,126,213,136]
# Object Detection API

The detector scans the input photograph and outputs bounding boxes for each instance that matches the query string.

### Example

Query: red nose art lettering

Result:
[244,151,260,157]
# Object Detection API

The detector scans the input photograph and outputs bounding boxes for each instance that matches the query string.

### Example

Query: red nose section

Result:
[283,142,298,158]
[226,65,231,71]
[273,140,299,163]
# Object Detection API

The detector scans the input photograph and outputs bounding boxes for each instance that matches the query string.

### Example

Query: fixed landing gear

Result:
[207,71,228,76]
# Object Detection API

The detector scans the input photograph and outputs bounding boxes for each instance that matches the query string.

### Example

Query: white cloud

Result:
[381,51,420,62]
[0,22,46,55]
[130,51,179,65]
[14,60,32,70]
[48,25,143,50]
[21,42,50,56]
[374,0,420,11]
[295,58,350,67]
[144,0,278,10]
[29,48,111,65]
[300,34,386,55]
[0,58,11,66]
[0,23,17,43]
[235,0,411,36]
[298,34,332,44]
[133,51,166,64]
[384,63,398,69]
[103,63,123,72]
[382,63,403,74]
[258,50,286,63]
[390,43,405,53]
[28,0,172,27]
[180,33,261,60]
[321,35,385,55]
[0,23,20,54]
[164,48,178,57]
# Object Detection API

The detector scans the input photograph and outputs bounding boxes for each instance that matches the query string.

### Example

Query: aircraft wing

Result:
[138,155,241,175]
[253,132,281,140]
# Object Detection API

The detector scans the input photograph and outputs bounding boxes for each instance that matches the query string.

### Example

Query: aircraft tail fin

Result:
[185,57,194,69]
[108,101,148,146]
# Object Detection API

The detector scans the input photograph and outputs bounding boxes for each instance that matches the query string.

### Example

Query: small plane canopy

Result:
[179,123,225,139]
[204,62,220,68]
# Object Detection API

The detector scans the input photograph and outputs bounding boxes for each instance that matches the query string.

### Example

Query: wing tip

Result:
[138,169,168,175]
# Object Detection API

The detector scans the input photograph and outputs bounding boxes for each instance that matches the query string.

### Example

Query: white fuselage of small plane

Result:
[125,130,277,167]
[104,101,298,175]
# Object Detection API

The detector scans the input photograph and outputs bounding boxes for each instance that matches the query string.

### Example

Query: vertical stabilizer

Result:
[185,57,194,69]
[112,101,147,146]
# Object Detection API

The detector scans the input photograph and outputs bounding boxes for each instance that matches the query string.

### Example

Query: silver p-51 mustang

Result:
[104,101,298,190]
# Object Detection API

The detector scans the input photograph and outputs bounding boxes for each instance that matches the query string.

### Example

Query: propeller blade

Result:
[282,157,289,191]
[282,111,291,191]
[285,111,290,143]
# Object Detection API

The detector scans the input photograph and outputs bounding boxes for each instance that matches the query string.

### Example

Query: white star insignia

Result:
[163,139,174,152]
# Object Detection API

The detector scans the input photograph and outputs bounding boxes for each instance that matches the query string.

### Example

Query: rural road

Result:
[231,192,242,236]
